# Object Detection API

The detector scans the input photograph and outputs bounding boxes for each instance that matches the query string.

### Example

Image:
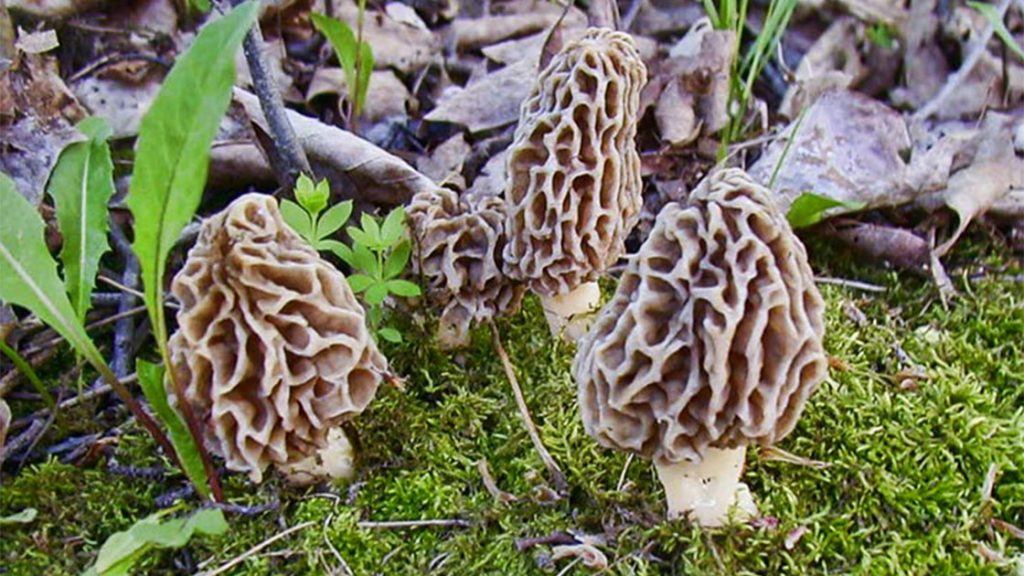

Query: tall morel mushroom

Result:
[574,169,828,526]
[408,185,525,349]
[168,193,387,485]
[503,28,647,340]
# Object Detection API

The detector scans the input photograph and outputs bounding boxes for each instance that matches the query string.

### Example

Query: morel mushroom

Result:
[574,169,827,526]
[168,193,387,484]
[408,185,524,348]
[503,28,647,340]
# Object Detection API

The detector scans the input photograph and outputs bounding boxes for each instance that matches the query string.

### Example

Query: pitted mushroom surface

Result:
[168,193,387,484]
[574,169,827,525]
[502,27,647,339]
[408,185,525,348]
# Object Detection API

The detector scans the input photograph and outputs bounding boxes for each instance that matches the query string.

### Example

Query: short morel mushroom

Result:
[408,185,525,349]
[574,169,828,526]
[168,193,387,485]
[503,28,647,340]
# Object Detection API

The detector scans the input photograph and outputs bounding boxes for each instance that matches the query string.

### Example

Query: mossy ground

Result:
[2,234,1022,575]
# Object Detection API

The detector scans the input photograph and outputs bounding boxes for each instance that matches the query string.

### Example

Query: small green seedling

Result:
[332,207,421,343]
[280,174,354,252]
[786,192,866,228]
[311,7,374,121]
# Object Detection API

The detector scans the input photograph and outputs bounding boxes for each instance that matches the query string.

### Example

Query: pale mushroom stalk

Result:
[574,169,828,526]
[539,281,601,341]
[503,28,647,343]
[654,447,758,527]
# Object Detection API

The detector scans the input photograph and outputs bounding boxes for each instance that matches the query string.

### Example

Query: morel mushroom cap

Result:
[574,169,827,524]
[408,185,525,348]
[503,28,647,301]
[168,193,387,483]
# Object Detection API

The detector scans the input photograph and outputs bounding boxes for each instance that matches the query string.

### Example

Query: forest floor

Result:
[2,233,1022,575]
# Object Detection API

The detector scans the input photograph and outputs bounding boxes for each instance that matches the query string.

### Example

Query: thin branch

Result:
[236,8,311,190]
[913,0,1012,121]
[488,320,568,493]
[814,276,887,293]
[356,519,473,530]
[198,521,316,576]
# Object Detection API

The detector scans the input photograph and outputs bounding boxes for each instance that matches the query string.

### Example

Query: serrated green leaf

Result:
[136,360,210,500]
[380,206,406,246]
[969,1,1024,60]
[786,192,866,229]
[0,508,37,525]
[47,116,115,322]
[346,273,375,293]
[365,282,389,305]
[317,200,353,240]
[377,327,402,343]
[91,508,227,575]
[127,1,259,352]
[280,199,314,243]
[360,213,382,246]
[295,174,328,216]
[0,172,110,381]
[386,279,421,297]
[383,239,411,279]
[311,13,359,103]
[350,242,380,277]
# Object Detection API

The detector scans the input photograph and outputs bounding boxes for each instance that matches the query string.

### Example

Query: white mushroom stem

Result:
[540,282,602,341]
[654,446,758,527]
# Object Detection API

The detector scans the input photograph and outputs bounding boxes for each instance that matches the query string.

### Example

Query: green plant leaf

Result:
[386,279,421,297]
[295,173,328,216]
[355,40,374,117]
[331,242,355,266]
[365,282,389,305]
[346,225,375,249]
[377,327,402,343]
[346,273,375,293]
[350,242,380,277]
[0,341,55,409]
[280,199,314,242]
[969,1,1024,60]
[187,0,211,14]
[90,508,228,576]
[380,206,406,246]
[786,193,866,229]
[383,239,411,279]
[317,200,353,240]
[311,13,359,102]
[46,116,115,323]
[0,172,110,379]
[136,360,210,500]
[127,0,259,352]
[0,508,38,526]
[360,213,383,246]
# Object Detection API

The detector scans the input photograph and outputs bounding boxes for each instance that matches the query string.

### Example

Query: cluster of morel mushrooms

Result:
[168,28,827,527]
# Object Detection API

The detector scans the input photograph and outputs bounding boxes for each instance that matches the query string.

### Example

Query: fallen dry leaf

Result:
[779,17,864,118]
[830,221,930,271]
[425,56,536,133]
[749,90,912,213]
[449,5,587,52]
[14,27,58,54]
[307,67,410,122]
[72,73,162,138]
[417,132,471,184]
[236,88,437,206]
[0,114,84,206]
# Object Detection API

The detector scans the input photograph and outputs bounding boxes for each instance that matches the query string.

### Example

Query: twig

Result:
[98,274,148,303]
[68,53,171,83]
[234,2,311,191]
[515,531,577,552]
[913,0,1012,121]
[204,500,280,516]
[198,521,316,576]
[814,276,887,293]
[616,453,634,491]
[356,519,472,530]
[21,306,148,356]
[478,459,517,504]
[109,223,141,379]
[488,320,569,493]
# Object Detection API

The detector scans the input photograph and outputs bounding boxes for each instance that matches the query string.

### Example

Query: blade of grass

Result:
[0,341,55,409]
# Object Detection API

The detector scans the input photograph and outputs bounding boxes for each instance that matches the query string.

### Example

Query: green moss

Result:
[2,238,1022,574]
